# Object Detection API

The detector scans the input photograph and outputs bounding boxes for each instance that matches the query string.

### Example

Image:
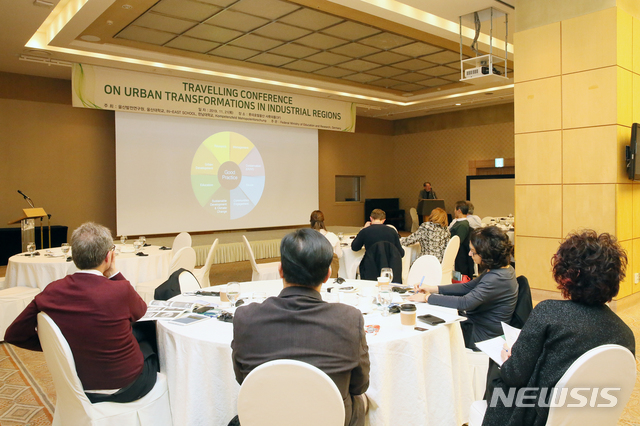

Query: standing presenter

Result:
[419,182,437,200]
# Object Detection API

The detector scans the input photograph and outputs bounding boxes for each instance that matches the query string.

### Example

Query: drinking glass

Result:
[252,292,267,303]
[27,242,36,257]
[61,243,70,257]
[379,289,392,317]
[120,235,127,245]
[133,240,143,254]
[337,232,344,242]
[139,236,146,247]
[226,282,241,306]
[380,267,393,284]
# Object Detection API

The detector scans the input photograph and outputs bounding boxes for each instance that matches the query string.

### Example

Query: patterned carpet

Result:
[0,343,54,425]
[1,285,639,425]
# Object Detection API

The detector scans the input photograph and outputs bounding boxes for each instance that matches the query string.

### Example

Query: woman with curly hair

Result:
[411,225,518,349]
[481,230,635,426]
[400,207,450,263]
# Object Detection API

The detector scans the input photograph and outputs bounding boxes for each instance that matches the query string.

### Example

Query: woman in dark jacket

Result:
[482,230,635,426]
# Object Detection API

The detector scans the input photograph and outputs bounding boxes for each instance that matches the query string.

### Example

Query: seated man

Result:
[466,201,482,229]
[4,222,156,403]
[231,229,370,426]
[449,201,475,279]
[351,209,405,282]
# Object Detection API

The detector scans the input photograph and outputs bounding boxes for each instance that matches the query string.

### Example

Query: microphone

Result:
[17,190,35,208]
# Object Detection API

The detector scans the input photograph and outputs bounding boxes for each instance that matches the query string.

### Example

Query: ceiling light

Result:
[80,35,101,42]
[33,0,54,7]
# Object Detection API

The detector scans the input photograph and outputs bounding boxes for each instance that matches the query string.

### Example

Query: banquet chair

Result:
[469,344,637,426]
[409,207,419,233]
[36,313,173,426]
[440,236,460,285]
[136,247,197,302]
[0,287,40,340]
[237,359,344,426]
[193,239,218,288]
[406,255,442,288]
[178,270,201,293]
[480,216,496,225]
[242,235,280,281]
[171,232,191,255]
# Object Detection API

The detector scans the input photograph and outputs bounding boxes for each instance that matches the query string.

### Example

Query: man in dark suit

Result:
[231,229,370,426]
[449,201,475,278]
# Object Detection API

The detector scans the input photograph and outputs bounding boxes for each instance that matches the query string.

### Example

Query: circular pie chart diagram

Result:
[191,131,265,219]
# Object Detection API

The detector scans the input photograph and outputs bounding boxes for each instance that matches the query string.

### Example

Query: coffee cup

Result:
[400,304,417,326]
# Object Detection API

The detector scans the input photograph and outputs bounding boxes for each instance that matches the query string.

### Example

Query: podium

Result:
[8,208,51,252]
[417,199,446,222]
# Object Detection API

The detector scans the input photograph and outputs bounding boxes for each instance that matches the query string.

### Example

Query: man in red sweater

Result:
[5,222,156,403]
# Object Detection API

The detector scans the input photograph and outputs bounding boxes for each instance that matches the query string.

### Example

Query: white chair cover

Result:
[406,255,442,288]
[242,235,280,281]
[237,359,345,426]
[440,236,460,285]
[136,247,197,302]
[410,207,419,233]
[469,344,637,426]
[0,287,40,340]
[178,270,201,293]
[36,313,173,426]
[171,232,191,255]
[193,239,218,288]
[169,247,196,274]
[545,344,636,425]
[481,216,496,225]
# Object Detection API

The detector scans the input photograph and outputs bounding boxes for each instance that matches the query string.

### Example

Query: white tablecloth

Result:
[3,245,173,290]
[338,239,420,284]
[157,279,473,426]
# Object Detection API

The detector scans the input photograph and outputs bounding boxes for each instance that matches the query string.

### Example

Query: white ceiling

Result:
[1,0,515,120]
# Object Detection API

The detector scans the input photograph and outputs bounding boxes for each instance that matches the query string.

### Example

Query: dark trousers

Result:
[85,322,158,404]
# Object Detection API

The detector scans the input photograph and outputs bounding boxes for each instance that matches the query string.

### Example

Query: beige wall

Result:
[393,105,515,220]
[0,73,116,238]
[1,72,515,238]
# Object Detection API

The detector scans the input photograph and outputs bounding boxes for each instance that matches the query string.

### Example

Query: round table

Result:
[156,279,473,426]
[3,245,173,290]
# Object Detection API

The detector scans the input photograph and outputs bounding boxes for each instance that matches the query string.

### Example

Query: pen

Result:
[420,276,424,286]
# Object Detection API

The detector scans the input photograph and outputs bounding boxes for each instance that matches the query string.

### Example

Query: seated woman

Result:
[411,226,518,349]
[482,230,635,426]
[400,207,450,263]
[310,210,342,278]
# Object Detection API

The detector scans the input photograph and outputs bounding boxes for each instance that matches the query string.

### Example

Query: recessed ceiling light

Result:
[33,0,54,7]
[122,4,132,9]
[80,35,101,42]
[455,103,461,106]
[23,49,51,56]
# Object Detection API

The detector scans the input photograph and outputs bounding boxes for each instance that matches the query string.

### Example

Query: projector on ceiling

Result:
[464,66,491,79]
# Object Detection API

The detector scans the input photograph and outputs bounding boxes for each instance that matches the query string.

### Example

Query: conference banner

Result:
[71,63,355,132]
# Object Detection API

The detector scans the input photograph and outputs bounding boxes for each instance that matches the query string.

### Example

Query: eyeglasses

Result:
[110,245,116,252]
[469,249,478,256]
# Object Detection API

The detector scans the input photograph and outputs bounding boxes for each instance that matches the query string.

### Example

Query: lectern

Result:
[417,199,446,223]
[9,208,51,252]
